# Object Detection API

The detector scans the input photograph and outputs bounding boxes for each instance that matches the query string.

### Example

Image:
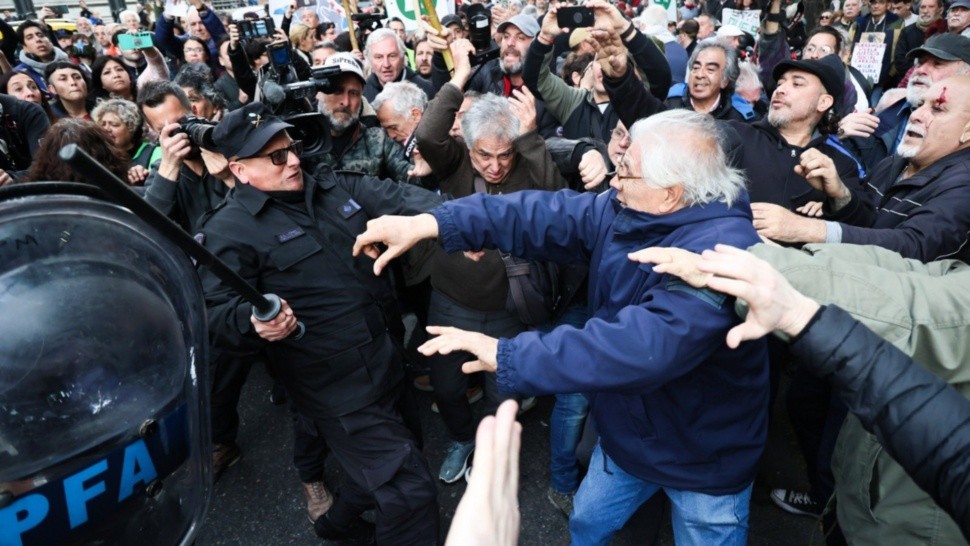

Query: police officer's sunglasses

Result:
[247,140,304,165]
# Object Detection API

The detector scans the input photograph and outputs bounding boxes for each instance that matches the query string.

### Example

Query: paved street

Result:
[197,361,817,545]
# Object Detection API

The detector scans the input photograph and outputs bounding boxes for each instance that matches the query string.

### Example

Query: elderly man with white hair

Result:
[353,109,770,545]
[363,28,436,102]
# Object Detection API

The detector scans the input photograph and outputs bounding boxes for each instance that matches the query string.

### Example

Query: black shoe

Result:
[313,514,376,545]
[770,488,822,517]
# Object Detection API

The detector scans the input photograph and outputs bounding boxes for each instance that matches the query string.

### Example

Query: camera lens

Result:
[573,12,583,23]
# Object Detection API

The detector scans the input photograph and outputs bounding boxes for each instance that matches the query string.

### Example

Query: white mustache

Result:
[909,76,932,88]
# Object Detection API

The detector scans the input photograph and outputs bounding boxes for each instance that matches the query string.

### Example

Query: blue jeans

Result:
[539,305,591,494]
[570,443,752,546]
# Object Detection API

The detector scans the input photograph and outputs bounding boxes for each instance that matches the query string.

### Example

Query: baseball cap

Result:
[497,14,540,37]
[905,33,970,65]
[214,102,293,159]
[569,28,591,49]
[441,14,464,30]
[773,55,845,109]
[949,0,970,8]
[716,24,745,37]
[323,52,366,85]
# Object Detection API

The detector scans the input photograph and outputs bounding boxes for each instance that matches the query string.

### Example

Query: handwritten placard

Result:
[722,8,761,35]
[850,40,886,84]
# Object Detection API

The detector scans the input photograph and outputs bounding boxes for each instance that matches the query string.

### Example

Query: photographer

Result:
[138,80,233,233]
[226,24,311,109]
[429,13,563,138]
[524,0,671,142]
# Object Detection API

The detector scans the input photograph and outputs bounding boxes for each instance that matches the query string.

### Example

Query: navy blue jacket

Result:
[432,189,769,494]
[840,147,970,263]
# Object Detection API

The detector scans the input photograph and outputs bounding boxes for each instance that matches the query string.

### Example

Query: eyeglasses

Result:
[610,127,631,142]
[184,46,206,53]
[245,140,303,165]
[819,14,832,19]
[804,44,834,55]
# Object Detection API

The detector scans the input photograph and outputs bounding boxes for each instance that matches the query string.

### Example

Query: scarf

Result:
[18,47,70,74]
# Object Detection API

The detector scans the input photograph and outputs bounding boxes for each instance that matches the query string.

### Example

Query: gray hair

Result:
[630,109,745,208]
[364,28,407,61]
[371,80,428,117]
[91,98,144,138]
[735,61,763,94]
[688,38,740,89]
[461,93,520,148]
[119,9,138,23]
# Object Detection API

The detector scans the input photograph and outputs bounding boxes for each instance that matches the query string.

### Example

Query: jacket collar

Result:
[751,118,829,149]
[889,147,970,188]
[608,189,753,239]
[234,170,325,215]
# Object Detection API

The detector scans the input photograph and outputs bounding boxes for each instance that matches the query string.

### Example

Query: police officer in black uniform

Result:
[199,102,442,545]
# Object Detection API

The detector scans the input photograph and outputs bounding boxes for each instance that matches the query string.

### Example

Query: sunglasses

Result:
[246,140,304,165]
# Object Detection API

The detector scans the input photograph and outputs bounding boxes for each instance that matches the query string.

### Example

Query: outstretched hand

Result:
[445,399,522,546]
[628,246,711,288]
[630,244,821,347]
[418,326,500,373]
[696,245,821,347]
[352,213,440,275]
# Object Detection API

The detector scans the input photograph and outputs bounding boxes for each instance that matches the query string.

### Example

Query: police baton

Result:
[59,144,306,340]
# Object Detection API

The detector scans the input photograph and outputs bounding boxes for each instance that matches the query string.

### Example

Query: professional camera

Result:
[281,65,342,100]
[258,65,341,158]
[466,4,499,66]
[172,115,217,155]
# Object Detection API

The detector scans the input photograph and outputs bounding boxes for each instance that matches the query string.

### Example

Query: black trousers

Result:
[209,352,254,445]
[786,363,848,505]
[427,290,524,442]
[292,383,425,483]
[310,385,439,546]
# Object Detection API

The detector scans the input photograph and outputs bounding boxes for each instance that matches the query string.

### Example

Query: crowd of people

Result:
[2,0,970,543]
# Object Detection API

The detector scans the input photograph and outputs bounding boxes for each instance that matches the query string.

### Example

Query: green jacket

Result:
[751,243,970,546]
[314,122,413,183]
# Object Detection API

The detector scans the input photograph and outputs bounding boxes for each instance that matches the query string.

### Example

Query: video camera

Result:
[466,5,499,66]
[257,65,340,158]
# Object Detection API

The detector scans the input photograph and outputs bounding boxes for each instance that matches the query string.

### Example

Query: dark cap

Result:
[441,14,463,29]
[773,55,845,110]
[905,33,970,65]
[213,102,293,159]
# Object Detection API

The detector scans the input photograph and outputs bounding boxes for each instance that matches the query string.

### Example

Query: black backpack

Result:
[501,253,559,327]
